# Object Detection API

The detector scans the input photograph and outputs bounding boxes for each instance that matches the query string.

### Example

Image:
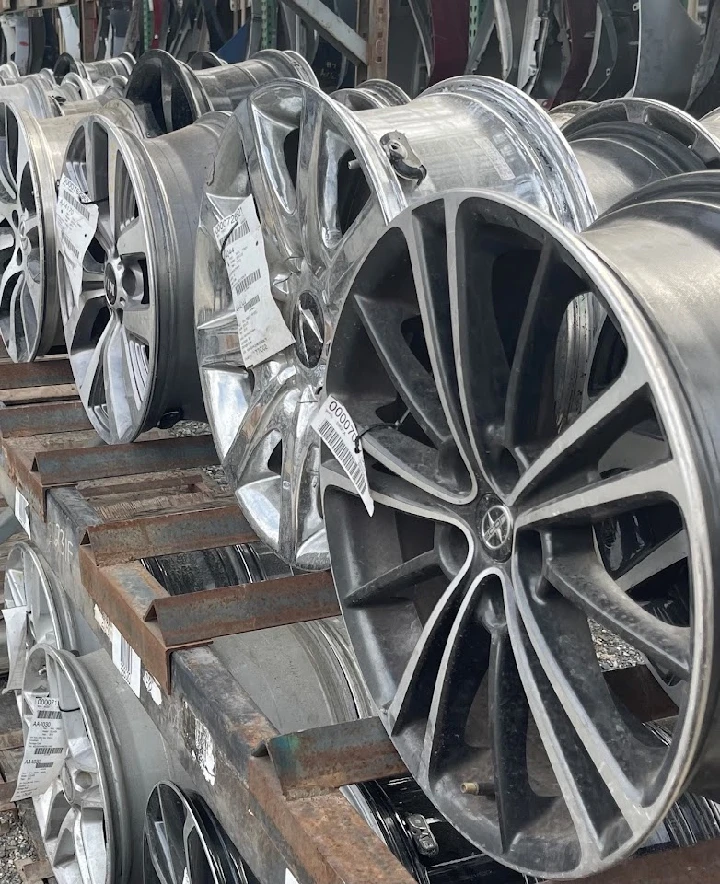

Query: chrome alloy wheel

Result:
[23,644,183,884]
[0,95,140,362]
[60,112,228,443]
[195,76,596,570]
[321,184,720,877]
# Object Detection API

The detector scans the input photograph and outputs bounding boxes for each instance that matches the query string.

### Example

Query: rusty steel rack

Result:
[1,355,720,884]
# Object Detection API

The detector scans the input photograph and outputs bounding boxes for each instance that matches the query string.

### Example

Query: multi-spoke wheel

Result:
[562,98,720,214]
[22,644,184,884]
[195,76,595,569]
[59,112,228,442]
[124,49,315,135]
[0,98,142,362]
[52,51,135,85]
[144,783,253,884]
[321,183,720,877]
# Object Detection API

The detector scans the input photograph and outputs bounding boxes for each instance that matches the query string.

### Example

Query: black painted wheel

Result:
[321,181,720,878]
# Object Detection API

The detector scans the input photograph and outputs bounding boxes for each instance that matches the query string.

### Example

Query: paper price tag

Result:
[214,196,295,367]
[14,489,30,536]
[111,626,141,697]
[13,695,66,801]
[3,605,29,693]
[312,396,374,516]
[56,176,99,299]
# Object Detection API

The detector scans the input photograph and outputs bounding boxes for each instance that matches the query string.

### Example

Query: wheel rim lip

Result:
[562,97,720,167]
[0,105,51,362]
[124,50,210,134]
[322,188,712,876]
[422,76,598,230]
[3,541,75,654]
[22,644,129,884]
[60,114,160,444]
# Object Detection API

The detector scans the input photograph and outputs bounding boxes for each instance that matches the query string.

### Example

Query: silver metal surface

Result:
[0,97,141,362]
[194,75,596,569]
[22,644,182,884]
[60,111,228,442]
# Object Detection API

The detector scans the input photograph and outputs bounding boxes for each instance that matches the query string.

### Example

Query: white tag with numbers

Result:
[214,196,294,367]
[3,605,28,693]
[311,396,374,516]
[111,625,141,697]
[143,670,162,706]
[13,695,66,801]
[14,489,30,535]
[56,175,99,298]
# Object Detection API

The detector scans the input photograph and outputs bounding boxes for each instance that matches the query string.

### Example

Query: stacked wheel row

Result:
[3,46,720,880]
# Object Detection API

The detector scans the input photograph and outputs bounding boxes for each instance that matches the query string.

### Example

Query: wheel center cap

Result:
[292,291,324,368]
[477,494,513,561]
[104,262,119,307]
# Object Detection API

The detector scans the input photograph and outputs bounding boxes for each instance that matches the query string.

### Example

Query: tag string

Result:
[354,409,410,454]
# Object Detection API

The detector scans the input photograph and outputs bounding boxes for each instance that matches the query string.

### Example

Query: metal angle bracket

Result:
[281,0,368,64]
[263,716,407,798]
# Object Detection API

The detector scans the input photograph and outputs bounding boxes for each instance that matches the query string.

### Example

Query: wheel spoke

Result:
[345,549,443,606]
[616,529,688,592]
[103,320,137,440]
[543,531,691,679]
[353,294,451,447]
[419,580,491,778]
[77,319,112,409]
[64,288,107,353]
[117,216,146,257]
[509,360,651,507]
[516,459,683,529]
[504,240,588,454]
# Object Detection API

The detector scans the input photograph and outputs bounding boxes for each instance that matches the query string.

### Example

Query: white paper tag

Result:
[3,605,28,693]
[143,670,162,706]
[14,489,30,536]
[214,196,295,367]
[56,175,99,299]
[192,715,216,785]
[13,695,66,801]
[181,869,190,884]
[111,625,141,697]
[285,871,300,884]
[93,604,112,638]
[312,396,374,516]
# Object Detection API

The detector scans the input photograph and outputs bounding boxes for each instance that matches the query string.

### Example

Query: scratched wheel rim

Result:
[144,782,250,884]
[22,644,129,884]
[194,76,595,570]
[321,188,716,877]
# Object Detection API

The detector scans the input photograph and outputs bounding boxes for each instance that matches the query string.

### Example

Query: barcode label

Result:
[56,175,99,299]
[235,269,262,295]
[111,625,141,697]
[215,195,295,367]
[317,420,367,493]
[311,396,374,516]
[65,190,91,221]
[13,695,66,801]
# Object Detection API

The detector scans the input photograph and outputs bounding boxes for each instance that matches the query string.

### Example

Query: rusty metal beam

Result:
[149,571,340,646]
[0,359,74,389]
[78,550,191,690]
[0,401,90,438]
[31,434,219,488]
[84,504,256,565]
[265,717,406,799]
[547,836,720,884]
